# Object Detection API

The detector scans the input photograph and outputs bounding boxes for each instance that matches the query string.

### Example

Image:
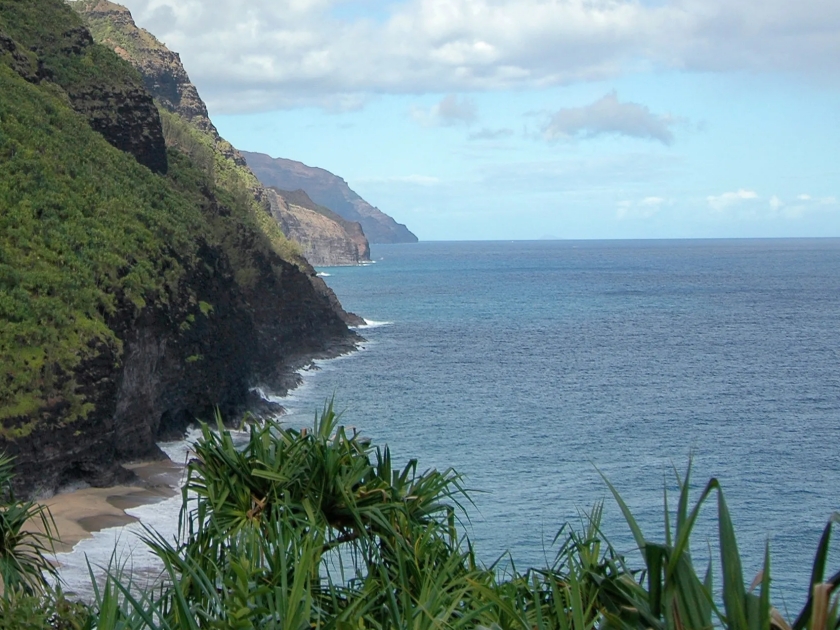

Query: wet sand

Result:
[39,459,185,553]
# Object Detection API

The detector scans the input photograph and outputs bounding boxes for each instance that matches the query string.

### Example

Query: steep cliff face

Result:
[242,151,419,244]
[0,2,166,173]
[268,188,371,266]
[0,0,359,497]
[72,0,244,168]
[71,0,373,266]
[74,1,211,128]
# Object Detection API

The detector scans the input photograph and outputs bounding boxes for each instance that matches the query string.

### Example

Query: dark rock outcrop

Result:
[243,151,419,244]
[3,208,358,497]
[72,0,240,167]
[0,2,167,174]
[68,83,169,175]
[72,0,373,267]
[0,30,38,81]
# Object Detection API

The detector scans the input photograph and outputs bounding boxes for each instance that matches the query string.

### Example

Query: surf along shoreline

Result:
[38,322,374,563]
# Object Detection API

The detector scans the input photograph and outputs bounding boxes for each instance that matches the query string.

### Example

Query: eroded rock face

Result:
[72,3,415,245]
[267,189,371,266]
[72,1,374,265]
[74,2,206,119]
[0,12,167,174]
[3,231,358,497]
[242,152,419,245]
[73,0,240,164]
[104,237,357,463]
[69,84,169,174]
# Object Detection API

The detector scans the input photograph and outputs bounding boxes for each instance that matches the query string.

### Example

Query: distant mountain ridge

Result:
[242,151,419,244]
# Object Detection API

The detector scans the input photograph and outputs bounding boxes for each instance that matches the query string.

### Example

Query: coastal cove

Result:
[49,238,840,610]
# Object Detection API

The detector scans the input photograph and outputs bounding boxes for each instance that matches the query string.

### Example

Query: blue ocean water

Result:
[290,239,840,611]
[56,239,840,612]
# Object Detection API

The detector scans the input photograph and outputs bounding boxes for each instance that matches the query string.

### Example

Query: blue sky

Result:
[119,0,839,240]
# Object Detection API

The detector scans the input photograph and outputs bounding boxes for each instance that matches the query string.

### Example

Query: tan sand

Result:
[34,459,184,553]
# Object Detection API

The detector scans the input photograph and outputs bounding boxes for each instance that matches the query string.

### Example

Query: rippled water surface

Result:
[284,239,840,609]
[59,239,840,610]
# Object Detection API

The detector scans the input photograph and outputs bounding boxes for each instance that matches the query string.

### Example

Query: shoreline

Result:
[42,459,184,554]
[41,333,367,559]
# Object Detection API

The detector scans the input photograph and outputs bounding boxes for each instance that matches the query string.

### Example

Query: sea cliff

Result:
[0,0,359,497]
[267,188,371,266]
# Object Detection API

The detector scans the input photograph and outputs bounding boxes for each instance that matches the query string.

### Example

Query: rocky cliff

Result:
[242,152,419,244]
[268,188,370,266]
[71,0,372,267]
[1,0,166,173]
[0,0,360,497]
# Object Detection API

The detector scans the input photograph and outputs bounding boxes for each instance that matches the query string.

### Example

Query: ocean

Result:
[57,239,840,612]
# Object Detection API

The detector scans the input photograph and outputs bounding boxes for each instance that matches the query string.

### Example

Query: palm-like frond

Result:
[0,453,58,597]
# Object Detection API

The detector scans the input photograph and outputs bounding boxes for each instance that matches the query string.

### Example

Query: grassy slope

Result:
[0,64,194,431]
[0,0,142,92]
[157,108,304,266]
[0,0,304,435]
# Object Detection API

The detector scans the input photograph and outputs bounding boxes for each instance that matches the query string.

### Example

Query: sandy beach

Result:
[40,459,185,553]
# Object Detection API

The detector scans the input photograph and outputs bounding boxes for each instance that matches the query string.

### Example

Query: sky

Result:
[117,0,839,241]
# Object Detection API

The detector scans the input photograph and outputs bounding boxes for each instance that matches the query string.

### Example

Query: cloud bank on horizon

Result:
[115,0,840,240]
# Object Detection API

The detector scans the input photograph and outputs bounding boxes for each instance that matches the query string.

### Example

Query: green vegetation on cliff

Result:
[157,107,302,266]
[0,62,195,429]
[0,0,141,91]
[71,0,304,266]
[0,0,310,438]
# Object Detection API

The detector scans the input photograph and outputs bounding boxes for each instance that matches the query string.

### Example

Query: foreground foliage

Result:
[0,454,57,596]
[1,407,839,629]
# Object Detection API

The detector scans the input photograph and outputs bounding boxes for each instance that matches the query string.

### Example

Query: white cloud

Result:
[544,92,677,144]
[707,189,759,211]
[793,194,838,207]
[793,193,838,206]
[703,191,837,220]
[411,94,477,126]
[616,195,669,219]
[115,0,840,113]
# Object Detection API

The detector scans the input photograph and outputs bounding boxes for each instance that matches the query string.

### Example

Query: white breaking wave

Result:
[52,430,205,598]
[52,338,377,598]
[316,272,331,277]
[53,491,183,598]
[353,319,392,329]
[158,427,203,465]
